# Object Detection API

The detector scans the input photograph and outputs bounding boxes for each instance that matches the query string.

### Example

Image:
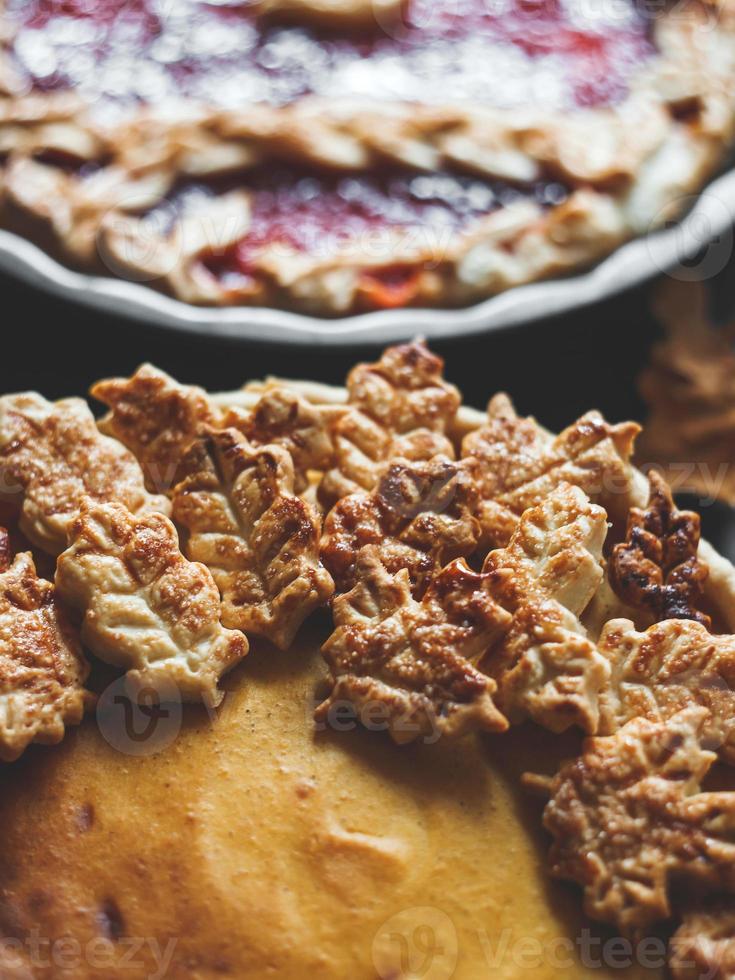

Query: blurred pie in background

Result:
[0,0,734,313]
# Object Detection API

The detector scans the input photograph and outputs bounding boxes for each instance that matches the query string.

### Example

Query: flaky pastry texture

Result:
[55,499,248,707]
[321,455,479,596]
[609,470,711,628]
[669,905,735,980]
[461,393,641,550]
[543,707,735,938]
[172,427,333,649]
[319,342,459,507]
[0,391,169,555]
[598,617,735,763]
[0,528,91,762]
[92,364,220,494]
[223,385,338,495]
[317,545,510,744]
[481,483,609,733]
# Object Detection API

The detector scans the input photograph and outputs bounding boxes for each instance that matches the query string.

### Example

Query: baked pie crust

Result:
[2,341,735,977]
[1,0,734,314]
[0,528,91,762]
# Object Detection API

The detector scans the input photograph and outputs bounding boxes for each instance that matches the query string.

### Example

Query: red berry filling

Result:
[8,0,654,113]
[160,166,567,303]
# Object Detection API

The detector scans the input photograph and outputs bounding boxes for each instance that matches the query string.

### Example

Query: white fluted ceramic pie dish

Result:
[1,164,734,346]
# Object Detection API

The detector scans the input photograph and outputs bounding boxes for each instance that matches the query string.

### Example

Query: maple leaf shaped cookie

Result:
[598,617,735,763]
[319,341,460,508]
[317,545,510,744]
[171,427,334,649]
[609,470,711,628]
[55,500,248,707]
[91,364,219,493]
[0,392,169,555]
[543,707,735,937]
[0,527,91,762]
[482,483,610,733]
[462,393,640,551]
[321,454,480,596]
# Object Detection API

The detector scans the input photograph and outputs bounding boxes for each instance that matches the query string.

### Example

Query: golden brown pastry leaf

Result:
[223,385,338,494]
[543,707,735,937]
[172,428,334,649]
[317,546,510,744]
[482,483,610,733]
[609,470,710,628]
[0,531,91,762]
[319,341,460,508]
[598,617,735,763]
[670,905,735,980]
[0,392,169,555]
[462,393,640,550]
[56,499,248,707]
[91,364,218,493]
[320,455,479,596]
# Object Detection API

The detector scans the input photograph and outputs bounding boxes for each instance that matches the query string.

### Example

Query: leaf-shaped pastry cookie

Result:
[222,385,338,495]
[319,341,460,508]
[55,500,248,707]
[670,905,735,980]
[598,617,735,762]
[91,364,219,493]
[94,366,336,500]
[542,707,735,937]
[462,393,641,551]
[317,545,510,744]
[171,428,334,649]
[0,392,169,555]
[609,470,710,628]
[321,455,480,595]
[482,483,610,733]
[0,527,92,762]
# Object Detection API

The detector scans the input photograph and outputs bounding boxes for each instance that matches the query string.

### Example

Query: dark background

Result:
[2,238,733,439]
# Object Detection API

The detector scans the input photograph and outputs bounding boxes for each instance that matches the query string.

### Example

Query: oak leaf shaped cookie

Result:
[172,428,334,649]
[319,341,460,508]
[91,364,219,493]
[321,454,480,596]
[0,392,169,555]
[55,500,248,707]
[317,545,510,744]
[543,707,735,937]
[482,483,610,733]
[0,528,91,762]
[462,393,640,551]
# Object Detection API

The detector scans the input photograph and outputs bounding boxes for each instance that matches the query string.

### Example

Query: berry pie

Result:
[0,0,734,314]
